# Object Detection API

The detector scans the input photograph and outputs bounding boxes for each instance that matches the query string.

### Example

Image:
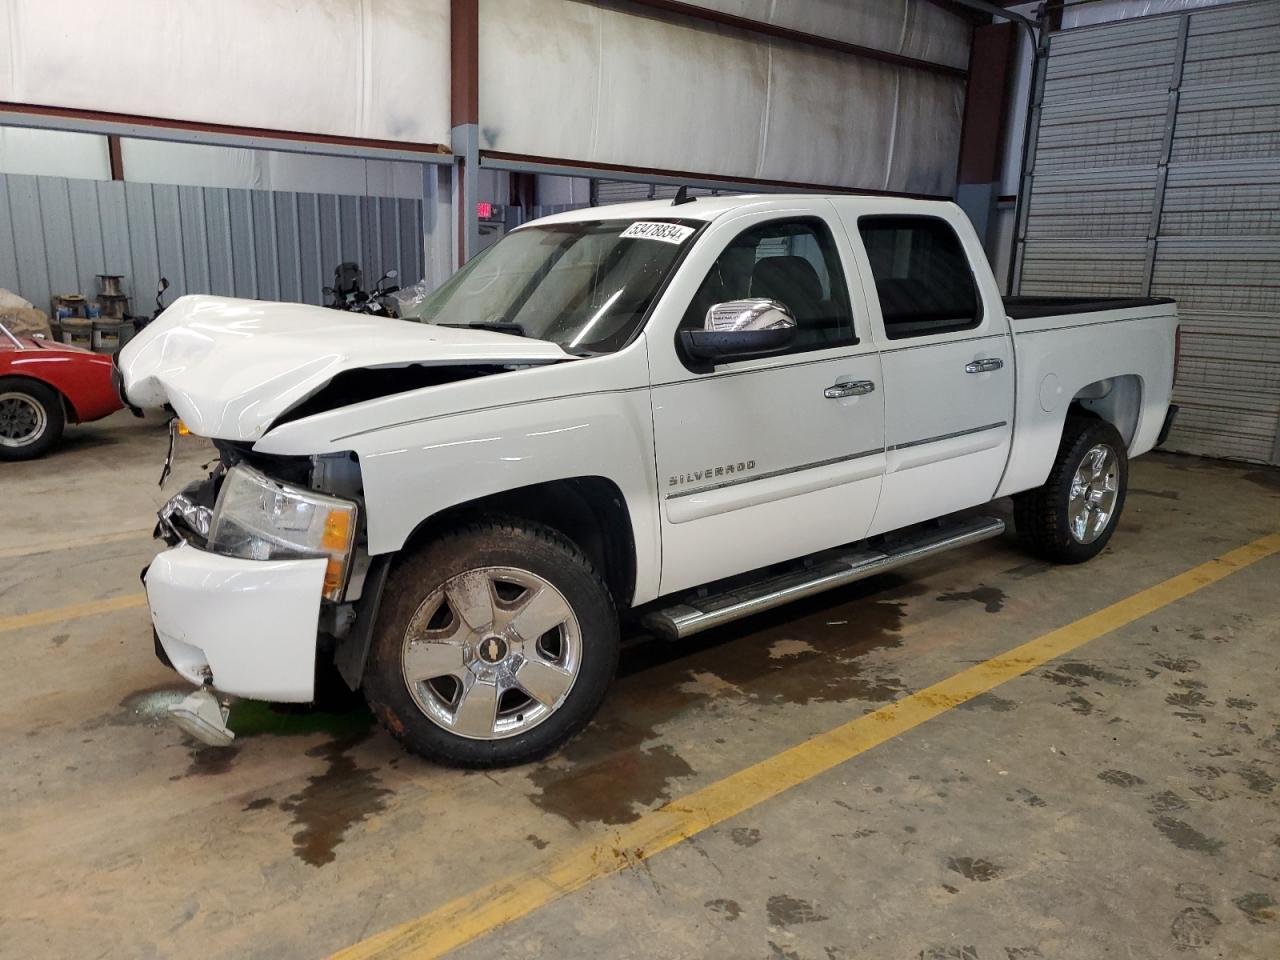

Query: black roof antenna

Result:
[672,185,696,206]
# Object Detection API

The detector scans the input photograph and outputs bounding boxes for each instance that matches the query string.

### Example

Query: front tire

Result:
[1014,413,1128,564]
[363,519,619,767]
[0,377,65,461]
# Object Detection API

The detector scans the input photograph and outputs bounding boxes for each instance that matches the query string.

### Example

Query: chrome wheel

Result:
[1068,442,1119,544]
[0,392,45,448]
[400,566,581,740]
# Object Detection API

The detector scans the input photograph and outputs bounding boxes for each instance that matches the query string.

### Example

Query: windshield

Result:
[402,218,701,354]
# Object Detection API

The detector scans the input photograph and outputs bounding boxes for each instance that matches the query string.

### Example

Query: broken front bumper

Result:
[144,543,328,702]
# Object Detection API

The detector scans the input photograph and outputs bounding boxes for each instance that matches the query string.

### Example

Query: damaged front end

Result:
[146,443,375,747]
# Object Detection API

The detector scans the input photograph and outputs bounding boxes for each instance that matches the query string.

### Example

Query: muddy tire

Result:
[363,519,619,767]
[0,377,64,461]
[1014,413,1128,564]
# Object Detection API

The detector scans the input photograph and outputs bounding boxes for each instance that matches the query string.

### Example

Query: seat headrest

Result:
[749,256,823,313]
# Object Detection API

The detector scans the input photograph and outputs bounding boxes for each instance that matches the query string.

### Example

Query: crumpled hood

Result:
[117,295,574,441]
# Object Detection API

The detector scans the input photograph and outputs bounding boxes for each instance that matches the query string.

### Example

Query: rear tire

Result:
[363,519,619,767]
[1014,413,1128,564]
[0,377,65,461]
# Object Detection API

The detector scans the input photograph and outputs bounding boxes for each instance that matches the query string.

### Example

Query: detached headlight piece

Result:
[208,464,358,601]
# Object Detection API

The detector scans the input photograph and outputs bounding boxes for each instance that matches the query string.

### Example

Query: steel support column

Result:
[451,0,480,265]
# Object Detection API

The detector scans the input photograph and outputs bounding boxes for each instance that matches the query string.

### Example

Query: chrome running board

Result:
[642,516,1006,640]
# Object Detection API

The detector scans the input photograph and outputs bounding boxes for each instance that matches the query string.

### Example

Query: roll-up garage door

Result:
[1015,0,1280,465]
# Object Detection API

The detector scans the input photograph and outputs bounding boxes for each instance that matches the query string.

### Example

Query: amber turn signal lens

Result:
[322,509,352,551]
[323,558,346,596]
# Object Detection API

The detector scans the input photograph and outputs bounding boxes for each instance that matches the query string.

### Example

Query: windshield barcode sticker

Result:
[620,221,695,245]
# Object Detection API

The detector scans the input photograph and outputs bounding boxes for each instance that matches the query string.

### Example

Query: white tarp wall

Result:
[478,0,969,196]
[681,0,970,70]
[0,0,452,146]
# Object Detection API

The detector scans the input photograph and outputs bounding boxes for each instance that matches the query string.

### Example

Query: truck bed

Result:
[1004,295,1175,321]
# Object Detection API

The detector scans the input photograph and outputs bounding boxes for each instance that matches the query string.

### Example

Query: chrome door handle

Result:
[825,379,876,399]
[965,358,1004,374]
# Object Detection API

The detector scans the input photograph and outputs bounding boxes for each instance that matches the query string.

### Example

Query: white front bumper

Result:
[145,543,328,702]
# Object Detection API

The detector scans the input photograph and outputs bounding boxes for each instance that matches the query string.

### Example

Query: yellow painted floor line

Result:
[333,531,1280,960]
[0,593,147,634]
[0,528,150,559]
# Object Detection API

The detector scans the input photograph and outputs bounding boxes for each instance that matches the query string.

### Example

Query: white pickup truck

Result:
[117,195,1179,766]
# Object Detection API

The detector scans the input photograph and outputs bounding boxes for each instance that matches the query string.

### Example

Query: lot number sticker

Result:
[620,221,696,244]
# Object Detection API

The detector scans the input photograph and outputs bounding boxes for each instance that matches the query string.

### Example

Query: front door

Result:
[835,207,1015,535]
[647,207,885,595]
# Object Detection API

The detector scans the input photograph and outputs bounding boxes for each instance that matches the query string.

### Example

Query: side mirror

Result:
[386,269,398,280]
[158,277,170,294]
[680,299,797,365]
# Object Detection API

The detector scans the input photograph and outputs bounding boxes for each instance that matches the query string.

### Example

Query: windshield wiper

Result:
[439,321,529,338]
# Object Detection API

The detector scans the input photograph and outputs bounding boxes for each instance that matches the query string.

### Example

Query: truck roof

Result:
[524,194,961,227]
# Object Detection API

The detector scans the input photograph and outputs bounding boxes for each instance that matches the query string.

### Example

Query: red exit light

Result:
[476,201,493,219]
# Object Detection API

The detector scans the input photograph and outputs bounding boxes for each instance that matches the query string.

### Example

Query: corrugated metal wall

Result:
[1015,0,1280,465]
[0,173,425,314]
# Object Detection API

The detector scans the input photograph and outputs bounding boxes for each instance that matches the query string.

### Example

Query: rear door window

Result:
[857,216,982,340]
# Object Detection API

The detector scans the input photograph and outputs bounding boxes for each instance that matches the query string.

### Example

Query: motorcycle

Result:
[323,262,400,316]
[132,277,170,332]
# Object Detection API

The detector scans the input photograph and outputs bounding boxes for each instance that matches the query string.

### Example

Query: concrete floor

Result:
[1,409,1278,960]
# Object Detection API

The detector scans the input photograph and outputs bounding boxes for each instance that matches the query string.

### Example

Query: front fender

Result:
[347,390,659,602]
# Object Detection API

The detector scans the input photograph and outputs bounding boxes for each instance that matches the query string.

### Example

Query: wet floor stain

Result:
[1044,662,1134,688]
[730,827,762,847]
[920,947,979,959]
[1129,487,1181,501]
[279,733,391,867]
[1190,783,1230,802]
[946,856,1003,882]
[1176,882,1212,905]
[1098,769,1145,788]
[1237,766,1276,795]
[935,584,1006,613]
[526,577,917,826]
[1171,906,1221,949]
[1015,787,1047,808]
[766,894,828,926]
[1166,687,1211,709]
[1147,790,1189,813]
[1153,816,1224,854]
[242,796,274,811]
[1226,697,1257,711]
[525,834,549,850]
[185,746,241,777]
[528,739,695,826]
[1241,468,1280,493]
[1233,892,1277,924]
[960,692,1017,713]
[705,898,741,920]
[1061,693,1094,715]
[1153,654,1201,673]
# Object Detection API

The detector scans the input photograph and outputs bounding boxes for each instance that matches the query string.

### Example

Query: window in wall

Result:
[857,216,981,340]
[681,218,856,354]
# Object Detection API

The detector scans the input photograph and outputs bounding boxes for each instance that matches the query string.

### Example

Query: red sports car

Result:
[0,323,122,460]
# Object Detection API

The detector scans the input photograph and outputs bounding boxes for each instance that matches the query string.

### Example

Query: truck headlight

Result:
[208,464,358,601]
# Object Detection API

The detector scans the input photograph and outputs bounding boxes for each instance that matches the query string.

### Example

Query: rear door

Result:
[834,204,1014,535]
